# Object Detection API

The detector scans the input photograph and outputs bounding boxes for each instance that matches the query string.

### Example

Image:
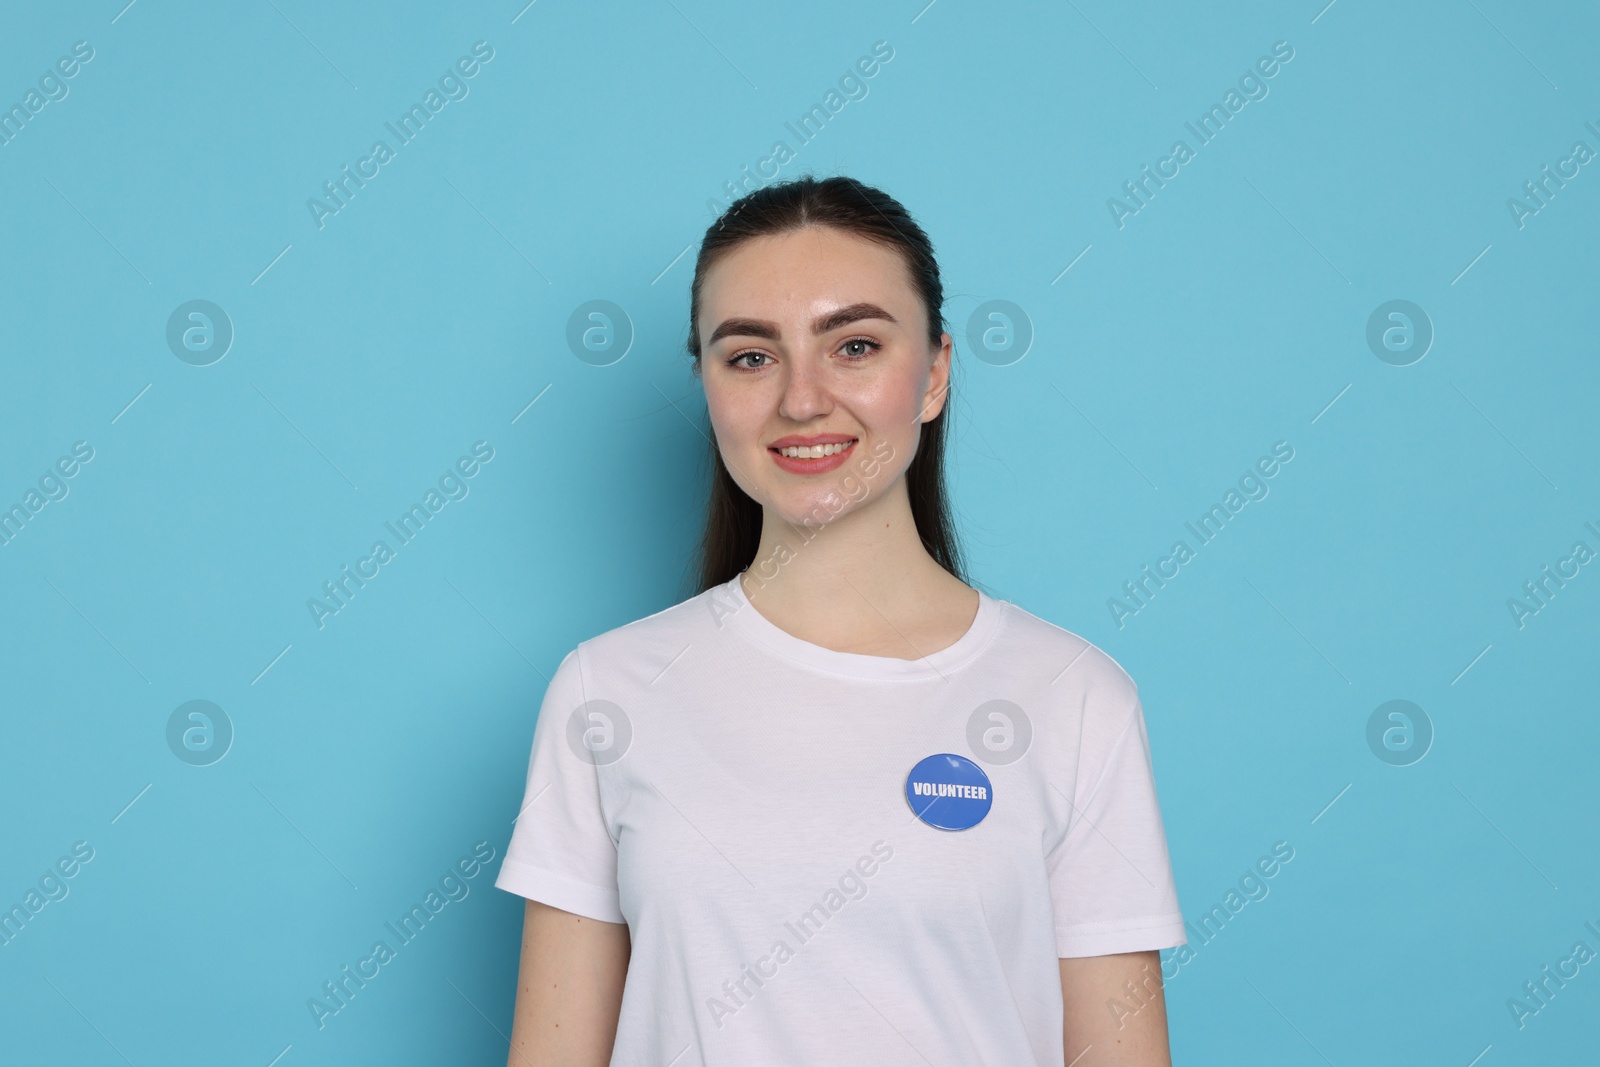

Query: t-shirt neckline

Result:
[717,572,1003,681]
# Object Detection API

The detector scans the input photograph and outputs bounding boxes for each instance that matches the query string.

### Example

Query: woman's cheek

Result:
[706,398,759,457]
[873,378,928,443]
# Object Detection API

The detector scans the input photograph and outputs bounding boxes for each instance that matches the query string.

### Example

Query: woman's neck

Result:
[737,484,977,659]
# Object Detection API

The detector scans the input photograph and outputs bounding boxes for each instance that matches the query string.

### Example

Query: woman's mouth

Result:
[768,438,857,475]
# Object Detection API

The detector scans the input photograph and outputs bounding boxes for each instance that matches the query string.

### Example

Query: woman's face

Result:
[697,225,951,528]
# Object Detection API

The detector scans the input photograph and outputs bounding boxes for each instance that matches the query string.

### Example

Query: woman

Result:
[495,176,1185,1065]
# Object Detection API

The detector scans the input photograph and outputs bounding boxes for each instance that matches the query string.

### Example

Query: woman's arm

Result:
[505,899,631,1067]
[1060,950,1172,1066]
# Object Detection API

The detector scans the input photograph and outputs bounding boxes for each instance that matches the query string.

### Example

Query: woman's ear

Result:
[919,333,953,423]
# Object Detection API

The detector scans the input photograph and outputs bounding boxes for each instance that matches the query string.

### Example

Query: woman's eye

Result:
[725,339,878,370]
[727,350,770,370]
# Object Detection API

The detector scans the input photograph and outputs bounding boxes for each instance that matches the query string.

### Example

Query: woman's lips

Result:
[769,439,856,475]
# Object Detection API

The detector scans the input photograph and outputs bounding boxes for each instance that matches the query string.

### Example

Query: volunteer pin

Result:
[905,753,992,831]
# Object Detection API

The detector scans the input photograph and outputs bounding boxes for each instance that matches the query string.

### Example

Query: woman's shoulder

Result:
[557,582,723,678]
[988,590,1140,704]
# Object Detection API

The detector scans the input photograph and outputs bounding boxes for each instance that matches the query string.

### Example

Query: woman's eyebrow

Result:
[707,302,898,346]
[813,302,898,335]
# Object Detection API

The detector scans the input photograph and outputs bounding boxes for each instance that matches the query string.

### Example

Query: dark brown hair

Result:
[684,174,966,595]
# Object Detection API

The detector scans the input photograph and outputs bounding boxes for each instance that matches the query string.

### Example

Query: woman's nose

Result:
[777,354,831,420]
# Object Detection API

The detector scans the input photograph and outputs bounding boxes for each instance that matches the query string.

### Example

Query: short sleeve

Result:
[493,645,625,923]
[1046,686,1185,957]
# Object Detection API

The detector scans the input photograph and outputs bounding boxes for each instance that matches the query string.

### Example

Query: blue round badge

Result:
[905,753,993,831]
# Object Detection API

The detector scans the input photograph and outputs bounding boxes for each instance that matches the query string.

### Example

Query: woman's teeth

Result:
[777,441,853,459]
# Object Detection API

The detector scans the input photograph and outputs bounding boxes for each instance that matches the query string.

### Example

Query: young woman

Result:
[495,176,1185,1066]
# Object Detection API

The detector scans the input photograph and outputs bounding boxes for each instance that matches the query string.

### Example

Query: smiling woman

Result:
[493,175,1186,1067]
[686,205,963,611]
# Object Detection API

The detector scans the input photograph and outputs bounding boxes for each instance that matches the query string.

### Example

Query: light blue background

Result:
[2,1,1596,1064]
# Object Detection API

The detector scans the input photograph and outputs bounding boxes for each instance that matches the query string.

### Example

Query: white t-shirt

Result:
[496,573,1185,1066]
